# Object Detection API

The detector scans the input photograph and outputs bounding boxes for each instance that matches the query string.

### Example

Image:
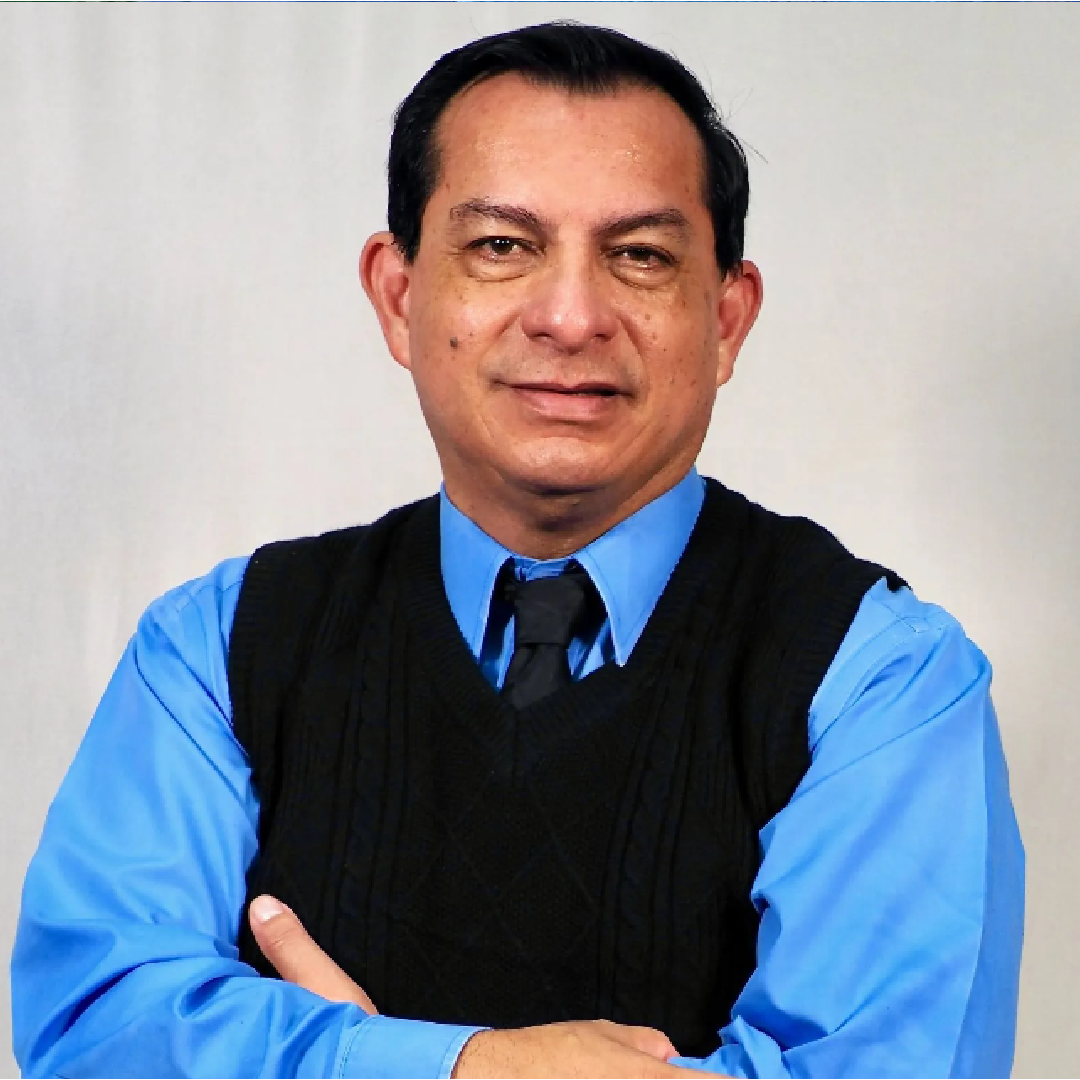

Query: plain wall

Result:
[2,4,1078,1076]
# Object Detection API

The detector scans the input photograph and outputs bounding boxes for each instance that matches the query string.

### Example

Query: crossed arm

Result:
[247,894,711,1078]
[11,566,1024,1077]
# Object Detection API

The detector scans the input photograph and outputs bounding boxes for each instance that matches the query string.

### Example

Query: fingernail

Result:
[250,895,286,923]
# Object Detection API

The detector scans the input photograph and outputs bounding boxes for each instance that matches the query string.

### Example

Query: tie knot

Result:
[501,564,593,650]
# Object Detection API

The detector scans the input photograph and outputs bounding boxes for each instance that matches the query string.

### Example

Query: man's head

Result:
[361,23,762,555]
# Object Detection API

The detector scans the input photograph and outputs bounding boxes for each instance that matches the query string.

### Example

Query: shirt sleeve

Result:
[671,578,1025,1079]
[10,558,481,1079]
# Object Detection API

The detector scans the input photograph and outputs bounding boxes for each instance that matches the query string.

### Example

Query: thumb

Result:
[248,895,378,1013]
[595,1019,678,1061]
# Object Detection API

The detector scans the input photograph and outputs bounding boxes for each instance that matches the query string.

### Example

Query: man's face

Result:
[365,74,760,533]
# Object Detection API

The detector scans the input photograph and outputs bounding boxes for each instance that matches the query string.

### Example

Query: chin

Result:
[505,447,619,500]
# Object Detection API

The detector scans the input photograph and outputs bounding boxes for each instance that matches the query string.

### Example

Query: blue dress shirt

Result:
[12,469,1024,1078]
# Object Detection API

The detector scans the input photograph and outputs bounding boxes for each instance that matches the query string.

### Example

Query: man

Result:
[12,22,1023,1079]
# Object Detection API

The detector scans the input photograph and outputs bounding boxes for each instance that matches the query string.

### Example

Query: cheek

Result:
[407,320,494,424]
[413,261,523,347]
[633,306,714,395]
[418,300,517,373]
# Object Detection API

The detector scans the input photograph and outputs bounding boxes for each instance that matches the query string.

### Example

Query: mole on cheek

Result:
[449,337,459,349]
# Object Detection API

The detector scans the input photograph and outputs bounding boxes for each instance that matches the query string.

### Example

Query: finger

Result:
[594,1019,678,1061]
[248,895,378,1013]
[656,1065,727,1078]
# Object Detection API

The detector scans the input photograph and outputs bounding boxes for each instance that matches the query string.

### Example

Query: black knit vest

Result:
[229,479,903,1056]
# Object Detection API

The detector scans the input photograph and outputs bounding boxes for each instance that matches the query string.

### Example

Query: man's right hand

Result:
[250,896,720,1079]
[452,1022,721,1079]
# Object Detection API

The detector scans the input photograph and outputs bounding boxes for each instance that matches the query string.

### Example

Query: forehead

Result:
[431,74,708,222]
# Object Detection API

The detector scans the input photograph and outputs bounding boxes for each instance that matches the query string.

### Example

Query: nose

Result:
[519,247,618,352]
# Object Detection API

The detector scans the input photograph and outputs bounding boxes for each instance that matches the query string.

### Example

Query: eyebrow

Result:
[596,208,691,239]
[448,199,550,235]
[447,199,691,241]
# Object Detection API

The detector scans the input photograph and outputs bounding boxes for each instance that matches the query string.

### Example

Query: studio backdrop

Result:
[2,4,1078,1076]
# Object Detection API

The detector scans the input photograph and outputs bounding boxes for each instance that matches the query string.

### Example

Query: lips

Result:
[510,382,622,396]
[505,381,626,422]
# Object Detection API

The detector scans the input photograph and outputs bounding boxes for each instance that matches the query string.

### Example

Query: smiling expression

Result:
[362,74,761,551]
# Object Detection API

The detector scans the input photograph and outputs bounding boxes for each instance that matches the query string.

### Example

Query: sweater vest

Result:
[228,479,903,1056]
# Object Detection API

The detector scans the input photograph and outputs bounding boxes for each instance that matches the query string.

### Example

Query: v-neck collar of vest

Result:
[397,480,736,776]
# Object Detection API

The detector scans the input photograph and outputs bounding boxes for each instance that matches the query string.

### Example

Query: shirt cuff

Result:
[337,1014,487,1079]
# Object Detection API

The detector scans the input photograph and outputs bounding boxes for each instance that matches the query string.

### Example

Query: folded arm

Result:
[229,579,1024,1079]
[11,561,480,1079]
[673,582,1025,1078]
[12,569,1023,1078]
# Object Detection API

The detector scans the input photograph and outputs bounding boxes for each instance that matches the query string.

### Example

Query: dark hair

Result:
[387,22,749,278]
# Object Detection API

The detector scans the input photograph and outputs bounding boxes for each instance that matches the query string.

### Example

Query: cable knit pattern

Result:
[230,480,903,1055]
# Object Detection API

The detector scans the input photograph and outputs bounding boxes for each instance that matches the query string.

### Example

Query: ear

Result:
[360,232,413,372]
[715,259,763,390]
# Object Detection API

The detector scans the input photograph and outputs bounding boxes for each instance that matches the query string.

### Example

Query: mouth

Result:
[502,381,627,422]
[510,382,623,397]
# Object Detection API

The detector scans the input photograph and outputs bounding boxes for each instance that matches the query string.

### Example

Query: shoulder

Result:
[126,527,379,735]
[122,499,435,738]
[238,496,436,591]
[703,479,904,596]
[137,554,252,651]
[810,576,991,753]
[702,480,989,747]
[133,524,372,655]
[702,484,908,685]
[230,501,435,654]
[129,520,373,693]
[112,556,255,746]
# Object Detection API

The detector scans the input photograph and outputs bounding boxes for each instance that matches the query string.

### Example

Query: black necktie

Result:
[500,563,594,709]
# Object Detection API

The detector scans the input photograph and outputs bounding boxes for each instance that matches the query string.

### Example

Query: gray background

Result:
[2,4,1077,1076]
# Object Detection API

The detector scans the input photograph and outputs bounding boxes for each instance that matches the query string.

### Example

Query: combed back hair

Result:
[387,21,750,278]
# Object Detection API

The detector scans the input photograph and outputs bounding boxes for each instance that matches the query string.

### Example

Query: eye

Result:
[471,236,532,258]
[610,245,674,269]
[461,234,538,281]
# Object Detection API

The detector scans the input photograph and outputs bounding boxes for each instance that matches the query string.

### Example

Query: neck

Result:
[442,465,694,560]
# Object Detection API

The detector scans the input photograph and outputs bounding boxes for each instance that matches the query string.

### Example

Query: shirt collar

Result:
[439,468,705,664]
